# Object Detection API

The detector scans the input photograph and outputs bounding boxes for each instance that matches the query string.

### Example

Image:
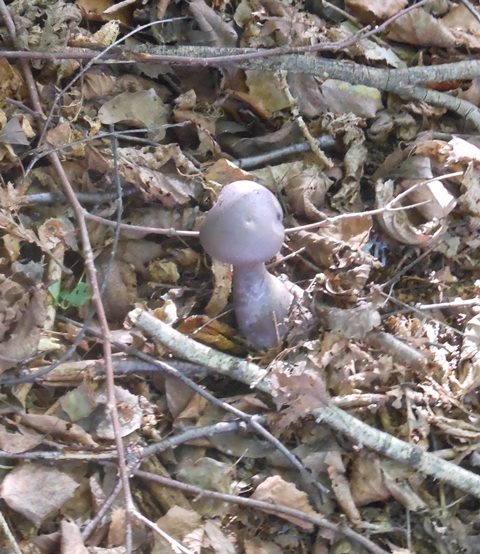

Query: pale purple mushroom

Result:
[199,180,293,349]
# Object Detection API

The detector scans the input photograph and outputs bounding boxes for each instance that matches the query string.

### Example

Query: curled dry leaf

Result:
[204,259,232,318]
[0,463,79,526]
[0,278,46,372]
[375,179,445,245]
[251,475,318,531]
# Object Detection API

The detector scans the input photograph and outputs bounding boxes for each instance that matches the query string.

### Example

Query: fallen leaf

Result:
[1,463,79,526]
[99,89,169,131]
[251,475,318,530]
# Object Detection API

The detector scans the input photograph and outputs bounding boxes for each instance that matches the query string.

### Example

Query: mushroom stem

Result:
[199,180,293,349]
[233,263,293,349]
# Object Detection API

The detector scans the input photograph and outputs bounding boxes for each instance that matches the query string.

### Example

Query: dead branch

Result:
[130,308,480,500]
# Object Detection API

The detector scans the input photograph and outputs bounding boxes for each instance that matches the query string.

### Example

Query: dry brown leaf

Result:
[83,70,116,100]
[245,71,291,115]
[350,454,391,505]
[0,282,46,372]
[387,8,455,47]
[204,259,232,317]
[189,0,237,46]
[345,0,408,22]
[326,450,361,524]
[0,423,43,453]
[320,80,383,118]
[204,158,253,185]
[251,475,318,530]
[0,117,30,146]
[107,508,126,547]
[75,0,131,24]
[375,179,443,245]
[177,315,241,354]
[20,413,98,447]
[0,58,27,105]
[1,463,79,526]
[153,506,201,554]
[98,89,169,131]
[317,303,381,339]
[148,259,180,284]
[442,4,480,50]
[61,519,89,554]
[93,385,142,440]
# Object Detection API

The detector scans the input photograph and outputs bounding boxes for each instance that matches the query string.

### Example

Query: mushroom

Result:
[199,180,293,349]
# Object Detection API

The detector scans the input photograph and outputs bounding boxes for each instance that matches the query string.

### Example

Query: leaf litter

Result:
[0,0,480,552]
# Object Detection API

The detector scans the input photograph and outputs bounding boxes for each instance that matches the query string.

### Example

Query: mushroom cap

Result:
[199,180,285,265]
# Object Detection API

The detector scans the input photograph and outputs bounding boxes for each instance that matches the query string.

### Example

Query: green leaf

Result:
[59,281,91,308]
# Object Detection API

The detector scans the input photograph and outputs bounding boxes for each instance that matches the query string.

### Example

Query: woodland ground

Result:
[1,0,480,553]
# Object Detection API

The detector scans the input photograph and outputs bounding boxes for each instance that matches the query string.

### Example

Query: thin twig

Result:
[81,479,123,541]
[0,510,22,554]
[134,469,389,554]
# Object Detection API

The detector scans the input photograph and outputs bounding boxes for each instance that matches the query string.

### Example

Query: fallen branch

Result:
[130,308,480,500]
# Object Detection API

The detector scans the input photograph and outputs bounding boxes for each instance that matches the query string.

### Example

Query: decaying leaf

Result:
[93,385,143,439]
[387,8,455,47]
[320,79,383,118]
[204,259,232,317]
[0,278,46,372]
[345,0,408,22]
[61,519,89,554]
[0,422,43,453]
[177,315,241,354]
[252,475,318,530]
[20,413,97,447]
[0,463,79,526]
[99,89,169,132]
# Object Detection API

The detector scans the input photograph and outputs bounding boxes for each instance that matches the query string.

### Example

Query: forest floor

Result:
[1,0,480,552]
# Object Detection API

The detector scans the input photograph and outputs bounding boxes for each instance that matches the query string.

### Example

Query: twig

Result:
[130,308,480,500]
[459,0,480,25]
[278,70,333,169]
[416,299,479,310]
[141,420,244,458]
[0,510,22,554]
[134,469,389,554]
[81,479,123,541]
[235,135,337,170]
[286,172,463,233]
[132,510,194,554]
[84,212,199,237]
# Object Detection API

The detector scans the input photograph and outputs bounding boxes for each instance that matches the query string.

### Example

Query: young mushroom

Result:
[199,180,293,349]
